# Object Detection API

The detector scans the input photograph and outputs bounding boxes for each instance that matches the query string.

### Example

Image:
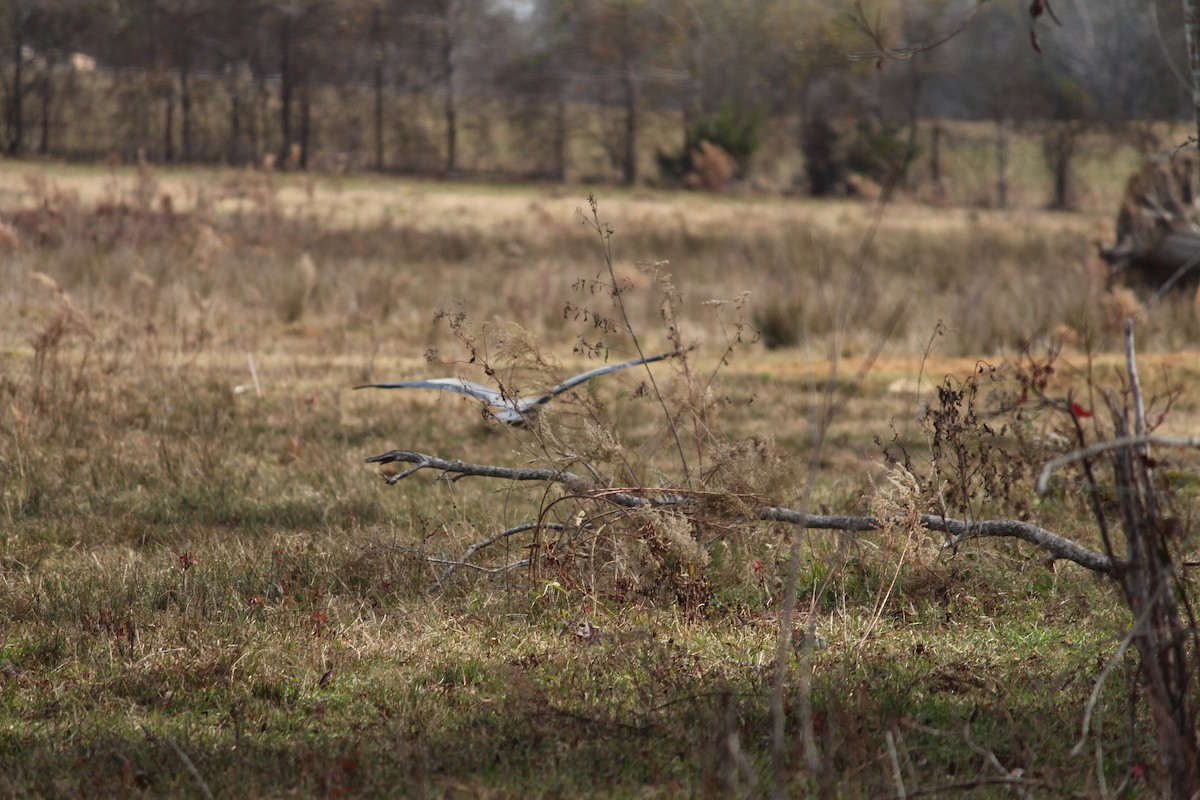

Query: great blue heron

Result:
[354,350,681,425]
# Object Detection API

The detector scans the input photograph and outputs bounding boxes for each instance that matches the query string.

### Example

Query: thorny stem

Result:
[582,195,691,486]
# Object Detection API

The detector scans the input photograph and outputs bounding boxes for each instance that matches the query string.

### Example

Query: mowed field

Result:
[3,160,1200,797]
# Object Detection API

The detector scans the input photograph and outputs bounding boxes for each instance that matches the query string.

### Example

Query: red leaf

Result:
[1070,402,1093,418]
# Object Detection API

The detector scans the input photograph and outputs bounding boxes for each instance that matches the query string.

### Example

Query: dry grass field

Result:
[3,158,1200,797]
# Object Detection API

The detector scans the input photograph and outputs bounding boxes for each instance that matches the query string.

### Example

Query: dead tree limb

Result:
[429,522,566,590]
[366,449,1116,575]
[1037,434,1200,495]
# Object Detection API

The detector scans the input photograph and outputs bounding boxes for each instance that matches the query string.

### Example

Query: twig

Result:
[1094,735,1109,799]
[247,352,261,395]
[1071,622,1136,757]
[1036,434,1200,495]
[846,0,987,63]
[427,522,567,591]
[234,352,262,395]
[901,721,1046,797]
[421,554,529,573]
[580,195,691,485]
[886,728,907,800]
[905,777,1046,798]
[389,462,434,482]
[165,735,214,800]
[961,723,1031,800]
[389,545,531,577]
[1124,320,1146,440]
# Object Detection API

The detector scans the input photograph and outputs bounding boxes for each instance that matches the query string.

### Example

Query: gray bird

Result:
[354,350,680,425]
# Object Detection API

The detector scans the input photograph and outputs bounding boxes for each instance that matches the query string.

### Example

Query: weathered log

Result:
[1103,229,1200,289]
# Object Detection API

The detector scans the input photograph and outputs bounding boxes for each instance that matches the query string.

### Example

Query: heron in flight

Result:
[354,350,681,425]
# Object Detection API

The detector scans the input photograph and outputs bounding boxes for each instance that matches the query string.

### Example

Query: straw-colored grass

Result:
[2,156,1199,796]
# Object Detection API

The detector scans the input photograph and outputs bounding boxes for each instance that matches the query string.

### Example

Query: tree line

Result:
[1,0,1192,199]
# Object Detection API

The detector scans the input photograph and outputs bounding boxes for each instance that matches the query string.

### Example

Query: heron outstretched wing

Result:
[353,377,507,407]
[523,350,680,409]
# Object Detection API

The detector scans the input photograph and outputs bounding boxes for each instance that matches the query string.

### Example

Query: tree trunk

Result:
[299,86,311,170]
[180,66,192,161]
[163,82,174,162]
[8,4,23,155]
[372,6,384,171]
[621,69,638,185]
[442,22,456,174]
[1185,0,1200,150]
[1043,125,1077,211]
[995,119,1009,210]
[1053,150,1070,209]
[255,64,269,164]
[279,15,293,163]
[930,122,942,185]
[38,67,50,155]
[901,68,924,186]
[552,88,567,182]
[226,76,242,164]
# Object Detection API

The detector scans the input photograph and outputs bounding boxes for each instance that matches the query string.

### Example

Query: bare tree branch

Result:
[1036,435,1200,495]
[428,522,567,591]
[846,0,988,64]
[1071,625,1135,757]
[366,449,1117,575]
[366,449,671,508]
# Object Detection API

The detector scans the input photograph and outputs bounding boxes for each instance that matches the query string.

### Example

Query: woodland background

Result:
[2,0,1193,208]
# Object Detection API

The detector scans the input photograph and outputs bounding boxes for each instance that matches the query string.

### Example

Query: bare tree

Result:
[18,0,101,157]
[370,1,385,170]
[4,0,32,155]
[154,0,210,162]
[515,0,581,180]
[264,0,338,168]
[570,0,678,185]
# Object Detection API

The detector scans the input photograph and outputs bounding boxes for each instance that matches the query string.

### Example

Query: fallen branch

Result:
[905,776,1046,798]
[389,544,532,578]
[366,450,665,508]
[429,522,567,590]
[1036,434,1200,495]
[367,449,1117,575]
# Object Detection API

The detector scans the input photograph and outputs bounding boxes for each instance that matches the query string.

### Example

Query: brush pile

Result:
[1101,149,1200,291]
